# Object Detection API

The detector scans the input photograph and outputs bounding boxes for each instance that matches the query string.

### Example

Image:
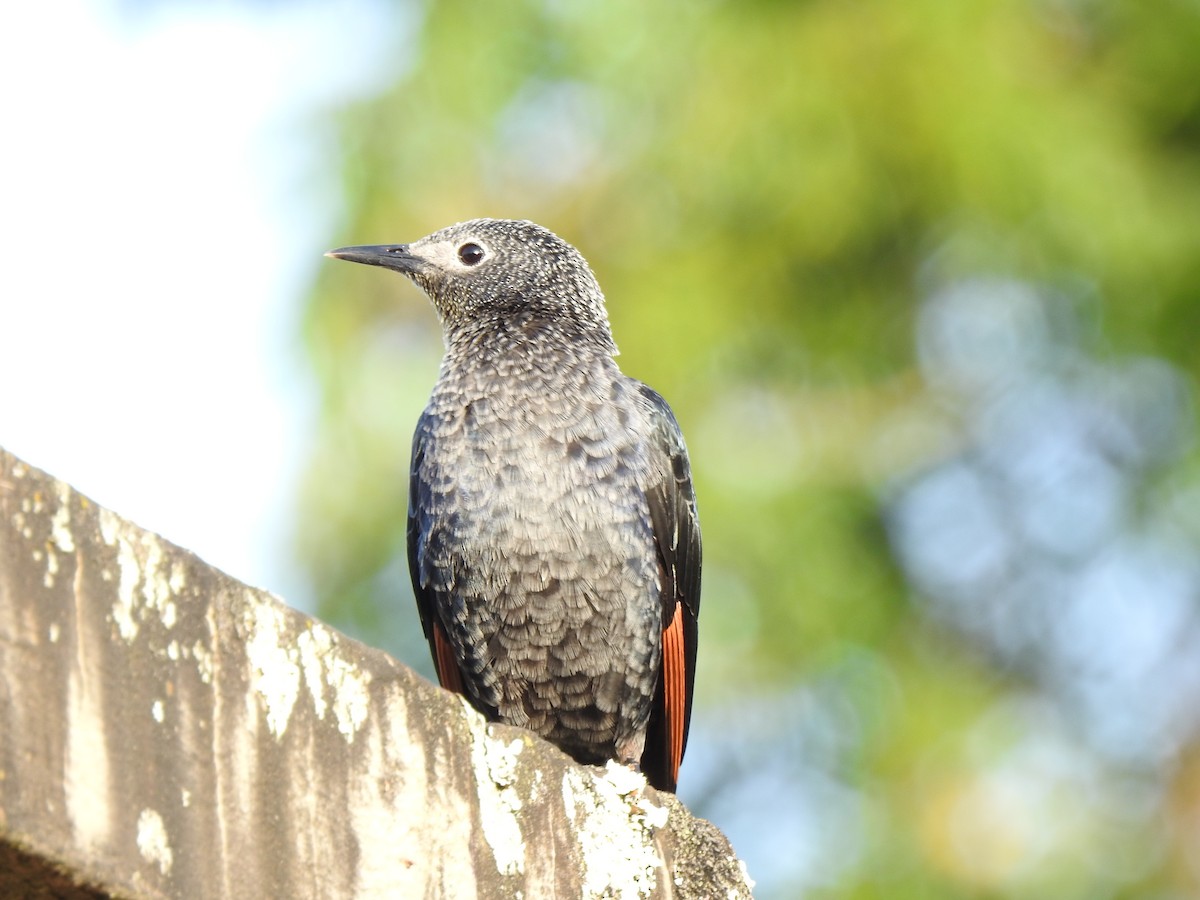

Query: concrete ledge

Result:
[0,448,751,899]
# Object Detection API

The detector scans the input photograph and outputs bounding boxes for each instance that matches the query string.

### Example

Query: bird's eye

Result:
[458,242,486,266]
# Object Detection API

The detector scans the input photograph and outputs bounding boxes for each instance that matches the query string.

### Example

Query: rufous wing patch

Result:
[661,602,688,785]
[433,620,465,696]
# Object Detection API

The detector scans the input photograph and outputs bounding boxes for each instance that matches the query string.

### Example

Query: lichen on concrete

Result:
[135,808,173,876]
[49,481,75,553]
[192,638,214,684]
[324,649,371,740]
[112,529,141,640]
[562,764,666,900]
[167,560,186,594]
[297,626,332,720]
[43,546,59,588]
[243,597,302,738]
[99,508,181,642]
[138,536,175,628]
[295,623,372,741]
[37,482,72,589]
[465,706,527,878]
[732,861,755,898]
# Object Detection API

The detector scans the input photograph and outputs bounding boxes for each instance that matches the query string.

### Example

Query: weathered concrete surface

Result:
[0,448,752,899]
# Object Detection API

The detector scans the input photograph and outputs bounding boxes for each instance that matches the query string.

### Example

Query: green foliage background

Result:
[297,1,1200,896]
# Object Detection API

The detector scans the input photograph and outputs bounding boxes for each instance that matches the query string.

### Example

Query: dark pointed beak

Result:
[325,244,423,274]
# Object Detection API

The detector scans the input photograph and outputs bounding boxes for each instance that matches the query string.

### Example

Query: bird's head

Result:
[327,219,616,353]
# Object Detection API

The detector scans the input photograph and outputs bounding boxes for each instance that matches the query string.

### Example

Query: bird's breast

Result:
[417,362,659,609]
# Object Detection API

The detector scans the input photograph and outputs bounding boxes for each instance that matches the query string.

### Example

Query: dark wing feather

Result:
[407,414,466,695]
[637,384,702,792]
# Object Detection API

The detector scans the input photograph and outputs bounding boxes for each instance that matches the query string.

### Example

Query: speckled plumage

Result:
[327,219,701,791]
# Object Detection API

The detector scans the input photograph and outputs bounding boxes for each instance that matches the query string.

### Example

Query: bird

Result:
[326,219,701,792]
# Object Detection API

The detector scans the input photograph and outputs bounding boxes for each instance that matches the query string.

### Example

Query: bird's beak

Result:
[325,244,424,275]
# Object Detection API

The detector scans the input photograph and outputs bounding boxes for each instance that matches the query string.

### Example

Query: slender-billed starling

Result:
[327,219,701,792]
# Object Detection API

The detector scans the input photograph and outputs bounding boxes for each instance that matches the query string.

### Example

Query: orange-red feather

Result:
[661,602,689,787]
[433,621,465,696]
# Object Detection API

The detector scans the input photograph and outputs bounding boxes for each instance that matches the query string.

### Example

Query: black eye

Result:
[458,242,485,266]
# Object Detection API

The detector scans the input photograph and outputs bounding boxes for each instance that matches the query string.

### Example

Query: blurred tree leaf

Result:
[294,0,1200,895]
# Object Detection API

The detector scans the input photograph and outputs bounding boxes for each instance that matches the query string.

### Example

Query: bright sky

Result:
[0,1,391,603]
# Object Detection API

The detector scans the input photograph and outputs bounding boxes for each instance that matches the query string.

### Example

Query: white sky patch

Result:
[0,0,395,606]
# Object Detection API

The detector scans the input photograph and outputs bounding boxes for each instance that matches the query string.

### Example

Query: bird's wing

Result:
[637,384,702,792]
[407,415,466,696]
